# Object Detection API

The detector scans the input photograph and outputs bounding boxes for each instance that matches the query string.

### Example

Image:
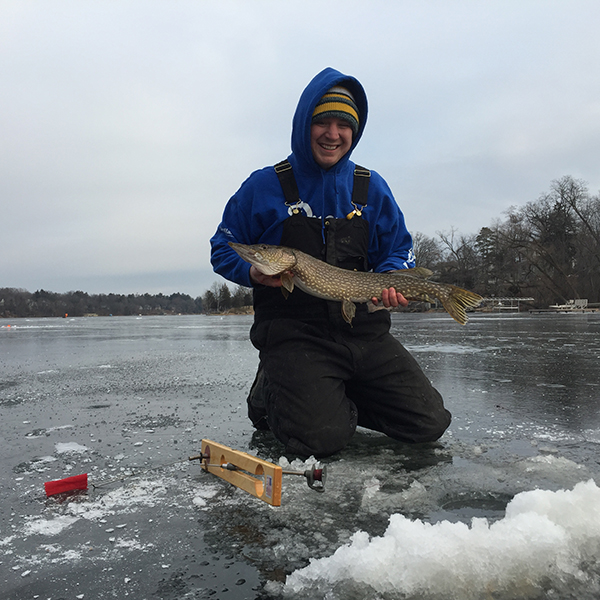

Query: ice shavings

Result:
[519,454,585,475]
[18,477,177,542]
[23,515,79,536]
[583,429,600,444]
[1,535,16,546]
[192,485,220,508]
[8,476,199,572]
[285,480,600,599]
[114,537,147,550]
[55,442,89,454]
[68,478,171,518]
[26,425,73,439]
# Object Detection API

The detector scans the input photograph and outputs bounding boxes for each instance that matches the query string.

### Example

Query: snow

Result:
[285,480,600,599]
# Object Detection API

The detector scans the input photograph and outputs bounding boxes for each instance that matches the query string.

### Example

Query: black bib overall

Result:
[247,163,451,457]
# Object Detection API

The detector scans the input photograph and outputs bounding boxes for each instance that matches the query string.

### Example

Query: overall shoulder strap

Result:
[352,165,370,207]
[274,159,300,204]
[274,159,371,207]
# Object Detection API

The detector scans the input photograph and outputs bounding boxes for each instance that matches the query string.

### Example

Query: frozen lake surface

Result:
[1,312,600,599]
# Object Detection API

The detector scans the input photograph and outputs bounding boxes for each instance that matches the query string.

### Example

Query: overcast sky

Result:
[2,0,600,297]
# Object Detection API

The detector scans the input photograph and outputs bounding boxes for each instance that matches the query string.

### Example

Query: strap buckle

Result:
[274,160,293,174]
[354,166,371,178]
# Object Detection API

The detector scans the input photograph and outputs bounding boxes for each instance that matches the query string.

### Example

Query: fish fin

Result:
[367,301,388,313]
[280,287,289,299]
[281,272,295,294]
[440,287,483,325]
[342,299,356,325]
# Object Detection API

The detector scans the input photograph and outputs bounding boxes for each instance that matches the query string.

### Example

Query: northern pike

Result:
[229,242,482,325]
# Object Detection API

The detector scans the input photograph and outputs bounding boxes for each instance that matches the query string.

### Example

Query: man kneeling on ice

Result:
[210,67,451,457]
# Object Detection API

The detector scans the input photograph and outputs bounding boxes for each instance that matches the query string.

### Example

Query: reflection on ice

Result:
[408,343,502,354]
[284,480,600,600]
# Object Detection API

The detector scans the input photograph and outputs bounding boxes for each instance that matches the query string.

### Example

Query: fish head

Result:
[228,242,297,276]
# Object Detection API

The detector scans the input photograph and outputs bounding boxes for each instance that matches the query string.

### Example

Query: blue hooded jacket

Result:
[210,67,415,287]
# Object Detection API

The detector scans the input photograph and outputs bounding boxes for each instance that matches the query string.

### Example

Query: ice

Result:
[19,477,187,542]
[285,480,600,599]
[192,485,220,508]
[583,429,600,443]
[278,455,320,470]
[55,442,89,454]
[408,343,502,354]
[22,515,79,537]
[518,454,586,477]
[3,314,600,598]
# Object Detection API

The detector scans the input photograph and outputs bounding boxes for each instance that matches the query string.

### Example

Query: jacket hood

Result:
[290,67,368,174]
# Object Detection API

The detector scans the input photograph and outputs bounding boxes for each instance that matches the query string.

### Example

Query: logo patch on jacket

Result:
[287,201,314,218]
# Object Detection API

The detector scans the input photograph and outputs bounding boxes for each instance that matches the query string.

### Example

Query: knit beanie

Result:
[311,86,359,134]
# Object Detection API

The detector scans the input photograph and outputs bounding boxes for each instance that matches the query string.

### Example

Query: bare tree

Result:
[411,231,443,271]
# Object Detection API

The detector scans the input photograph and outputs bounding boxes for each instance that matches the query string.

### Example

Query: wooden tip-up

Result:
[193,439,283,506]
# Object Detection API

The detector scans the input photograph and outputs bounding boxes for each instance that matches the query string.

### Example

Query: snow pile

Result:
[285,479,600,599]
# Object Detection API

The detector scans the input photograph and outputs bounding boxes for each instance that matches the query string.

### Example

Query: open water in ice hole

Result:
[1,312,599,599]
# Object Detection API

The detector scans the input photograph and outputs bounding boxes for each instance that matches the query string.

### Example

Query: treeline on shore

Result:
[2,176,599,319]
[413,176,600,307]
[0,284,254,319]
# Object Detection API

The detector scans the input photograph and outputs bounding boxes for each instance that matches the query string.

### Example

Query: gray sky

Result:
[2,0,600,297]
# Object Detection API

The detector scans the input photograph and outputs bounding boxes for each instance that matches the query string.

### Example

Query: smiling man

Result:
[310,115,353,168]
[310,86,356,168]
[210,67,451,457]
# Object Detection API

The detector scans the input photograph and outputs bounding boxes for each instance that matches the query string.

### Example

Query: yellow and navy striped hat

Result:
[311,86,359,134]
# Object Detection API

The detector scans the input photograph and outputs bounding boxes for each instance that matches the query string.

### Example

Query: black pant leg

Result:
[345,331,451,443]
[250,318,358,457]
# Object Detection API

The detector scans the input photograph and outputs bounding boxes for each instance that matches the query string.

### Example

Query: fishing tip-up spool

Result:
[189,439,326,506]
[283,464,326,492]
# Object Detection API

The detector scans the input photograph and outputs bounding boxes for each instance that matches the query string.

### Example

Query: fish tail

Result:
[440,287,483,325]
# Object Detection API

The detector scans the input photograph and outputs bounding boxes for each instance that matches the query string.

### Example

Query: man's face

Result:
[310,117,353,169]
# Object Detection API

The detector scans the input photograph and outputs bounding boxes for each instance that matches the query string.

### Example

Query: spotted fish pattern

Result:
[229,242,482,325]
